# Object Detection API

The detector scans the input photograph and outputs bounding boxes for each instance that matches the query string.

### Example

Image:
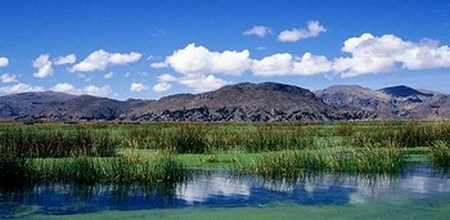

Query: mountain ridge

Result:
[316,84,450,120]
[0,82,449,122]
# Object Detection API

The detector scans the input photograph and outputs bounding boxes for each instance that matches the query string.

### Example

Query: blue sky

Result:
[0,0,449,99]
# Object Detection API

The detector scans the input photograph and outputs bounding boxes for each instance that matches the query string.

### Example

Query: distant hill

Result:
[15,95,141,121]
[0,82,449,122]
[123,82,370,122]
[0,91,76,120]
[315,84,450,120]
[315,85,390,111]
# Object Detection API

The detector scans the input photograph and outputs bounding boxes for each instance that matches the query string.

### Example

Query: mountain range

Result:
[0,82,449,122]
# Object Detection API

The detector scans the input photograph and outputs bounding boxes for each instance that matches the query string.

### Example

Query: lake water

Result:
[2,163,450,218]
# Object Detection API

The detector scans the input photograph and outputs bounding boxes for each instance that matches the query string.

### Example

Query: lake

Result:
[2,163,450,219]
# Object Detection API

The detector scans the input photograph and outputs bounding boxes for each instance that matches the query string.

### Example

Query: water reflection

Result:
[177,172,250,204]
[1,163,450,217]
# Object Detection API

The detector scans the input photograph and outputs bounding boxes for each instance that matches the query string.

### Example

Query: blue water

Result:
[1,163,450,217]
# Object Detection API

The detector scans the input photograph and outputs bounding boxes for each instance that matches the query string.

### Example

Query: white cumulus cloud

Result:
[150,62,168,68]
[0,73,18,83]
[152,73,177,92]
[333,33,450,77]
[33,54,53,78]
[81,85,113,96]
[157,33,450,89]
[243,25,272,37]
[0,83,44,94]
[278,20,326,42]
[178,74,229,93]
[130,82,149,92]
[251,52,332,76]
[0,57,9,67]
[158,43,333,91]
[53,54,76,65]
[253,33,450,77]
[71,49,142,72]
[164,43,250,76]
[50,83,75,93]
[50,83,113,97]
[293,53,333,75]
[153,82,172,92]
[251,53,293,76]
[152,43,248,92]
[158,73,177,82]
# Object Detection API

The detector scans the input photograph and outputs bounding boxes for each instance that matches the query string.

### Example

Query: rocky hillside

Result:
[0,91,76,120]
[315,85,450,120]
[17,95,145,121]
[123,82,370,122]
[0,82,448,122]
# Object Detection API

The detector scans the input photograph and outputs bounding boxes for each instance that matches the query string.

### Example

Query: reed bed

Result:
[1,122,449,154]
[121,124,317,152]
[169,125,210,153]
[0,126,118,158]
[237,147,405,177]
[1,121,450,189]
[118,122,450,153]
[25,152,187,186]
[352,122,450,148]
[121,125,169,149]
[237,126,315,152]
[429,141,450,169]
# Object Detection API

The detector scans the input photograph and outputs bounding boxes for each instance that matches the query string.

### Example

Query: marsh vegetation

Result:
[0,121,449,189]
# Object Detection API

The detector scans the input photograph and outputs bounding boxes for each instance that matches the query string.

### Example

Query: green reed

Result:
[351,122,450,148]
[0,126,118,158]
[429,141,450,169]
[237,147,405,177]
[27,151,187,185]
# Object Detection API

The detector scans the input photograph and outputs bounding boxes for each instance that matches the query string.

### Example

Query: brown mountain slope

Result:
[123,82,370,122]
[315,85,450,120]
[2,82,447,122]
[0,91,76,120]
[16,95,144,121]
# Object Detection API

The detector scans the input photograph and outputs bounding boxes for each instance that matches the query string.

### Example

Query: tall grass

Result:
[352,122,450,148]
[27,152,188,185]
[122,125,169,149]
[112,151,187,184]
[238,126,315,152]
[122,124,216,153]
[169,125,210,154]
[237,147,405,177]
[1,121,450,188]
[0,126,117,158]
[429,141,450,169]
[120,124,318,153]
[5,122,449,156]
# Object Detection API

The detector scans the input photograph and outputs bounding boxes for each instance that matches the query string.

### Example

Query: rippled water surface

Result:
[2,163,450,218]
